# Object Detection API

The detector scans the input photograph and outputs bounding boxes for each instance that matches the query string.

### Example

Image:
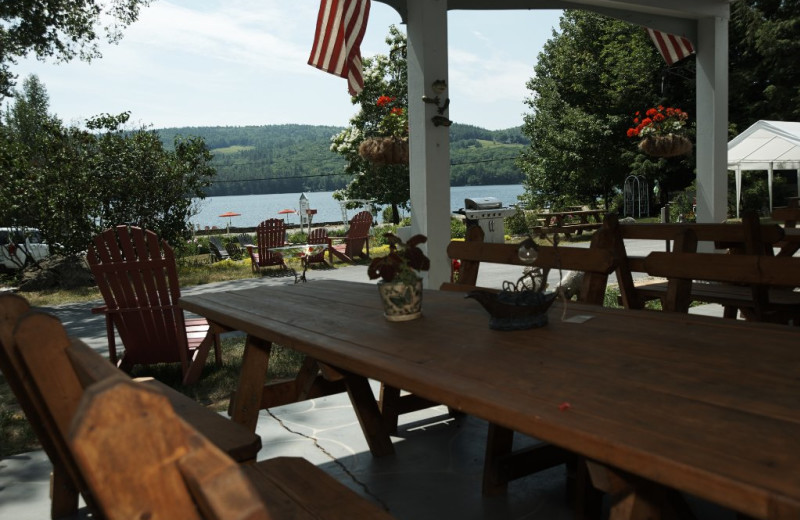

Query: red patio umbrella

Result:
[278,208,296,224]
[218,211,241,233]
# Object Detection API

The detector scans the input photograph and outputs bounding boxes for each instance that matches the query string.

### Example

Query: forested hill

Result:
[156,123,528,197]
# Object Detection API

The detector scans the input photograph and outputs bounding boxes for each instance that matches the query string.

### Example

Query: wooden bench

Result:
[605,213,800,320]
[0,294,261,519]
[531,208,605,238]
[442,224,616,303]
[70,378,395,519]
[643,250,800,322]
[4,297,394,520]
[771,206,800,256]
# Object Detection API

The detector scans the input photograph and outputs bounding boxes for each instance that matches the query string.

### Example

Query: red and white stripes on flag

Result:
[647,28,695,66]
[309,0,371,96]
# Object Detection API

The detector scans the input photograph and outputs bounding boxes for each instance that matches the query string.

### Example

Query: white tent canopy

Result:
[728,120,800,216]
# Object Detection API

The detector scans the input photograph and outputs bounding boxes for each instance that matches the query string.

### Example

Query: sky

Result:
[9,1,563,131]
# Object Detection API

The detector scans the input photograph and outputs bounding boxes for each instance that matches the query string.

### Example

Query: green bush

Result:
[669,190,696,223]
[450,217,466,238]
[505,209,534,236]
[287,231,308,243]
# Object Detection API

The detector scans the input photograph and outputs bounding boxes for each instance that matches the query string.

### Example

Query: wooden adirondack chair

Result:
[0,295,262,519]
[0,294,91,519]
[247,219,287,273]
[236,232,255,249]
[88,225,220,384]
[70,378,395,520]
[207,236,229,262]
[306,227,332,266]
[330,210,372,263]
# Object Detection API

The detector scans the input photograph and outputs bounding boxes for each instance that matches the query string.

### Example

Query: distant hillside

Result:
[156,123,528,196]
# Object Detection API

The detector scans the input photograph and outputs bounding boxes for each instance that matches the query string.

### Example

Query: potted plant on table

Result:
[368,233,429,321]
[626,105,692,157]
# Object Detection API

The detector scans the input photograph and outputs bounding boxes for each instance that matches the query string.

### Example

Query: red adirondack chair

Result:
[330,210,372,263]
[306,228,332,266]
[247,219,288,273]
[88,225,220,385]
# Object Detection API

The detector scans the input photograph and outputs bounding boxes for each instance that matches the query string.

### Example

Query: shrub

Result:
[287,231,308,243]
[505,209,534,236]
[450,217,466,238]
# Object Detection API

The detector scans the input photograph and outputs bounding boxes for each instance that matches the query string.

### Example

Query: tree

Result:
[0,79,215,256]
[0,0,151,98]
[519,11,699,212]
[330,26,409,224]
[729,0,800,131]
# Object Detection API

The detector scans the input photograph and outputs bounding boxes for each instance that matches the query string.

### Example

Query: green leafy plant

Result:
[368,233,429,284]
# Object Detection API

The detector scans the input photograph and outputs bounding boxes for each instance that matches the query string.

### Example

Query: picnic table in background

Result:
[267,243,328,283]
[532,207,605,237]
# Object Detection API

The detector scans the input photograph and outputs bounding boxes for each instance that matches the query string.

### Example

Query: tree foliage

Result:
[521,2,800,214]
[0,76,214,255]
[330,26,410,224]
[154,122,525,197]
[520,11,664,210]
[729,0,800,130]
[1,0,151,98]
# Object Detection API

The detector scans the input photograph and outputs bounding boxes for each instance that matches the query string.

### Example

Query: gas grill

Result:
[455,197,518,243]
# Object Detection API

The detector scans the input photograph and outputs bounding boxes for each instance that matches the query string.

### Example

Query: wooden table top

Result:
[180,281,800,519]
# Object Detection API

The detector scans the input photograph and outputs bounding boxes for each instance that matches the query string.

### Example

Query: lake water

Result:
[191,184,525,229]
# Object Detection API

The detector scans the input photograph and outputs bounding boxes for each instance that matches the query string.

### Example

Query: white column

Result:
[735,167,741,218]
[406,0,450,288]
[768,163,774,211]
[695,16,729,226]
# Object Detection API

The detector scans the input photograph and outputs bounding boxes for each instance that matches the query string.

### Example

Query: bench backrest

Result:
[443,223,616,305]
[7,307,103,516]
[645,252,800,287]
[70,378,268,520]
[3,298,263,517]
[607,212,776,310]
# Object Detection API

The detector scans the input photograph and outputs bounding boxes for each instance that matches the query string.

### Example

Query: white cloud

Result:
[8,3,559,130]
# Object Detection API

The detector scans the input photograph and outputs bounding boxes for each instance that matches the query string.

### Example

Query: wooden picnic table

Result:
[267,243,327,283]
[534,208,605,236]
[180,280,800,520]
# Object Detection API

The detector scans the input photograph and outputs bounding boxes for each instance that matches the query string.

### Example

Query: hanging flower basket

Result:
[638,134,693,158]
[358,137,409,165]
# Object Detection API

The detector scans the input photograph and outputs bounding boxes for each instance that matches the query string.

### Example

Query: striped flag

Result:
[647,28,695,66]
[309,0,371,96]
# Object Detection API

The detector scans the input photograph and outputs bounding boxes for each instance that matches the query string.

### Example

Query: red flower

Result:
[626,105,689,140]
[376,96,395,107]
[390,107,404,116]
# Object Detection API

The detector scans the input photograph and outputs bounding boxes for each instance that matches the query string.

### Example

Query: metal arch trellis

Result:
[624,175,649,218]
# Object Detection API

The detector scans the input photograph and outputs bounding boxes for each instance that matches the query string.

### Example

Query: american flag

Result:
[308,0,371,95]
[647,28,695,66]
